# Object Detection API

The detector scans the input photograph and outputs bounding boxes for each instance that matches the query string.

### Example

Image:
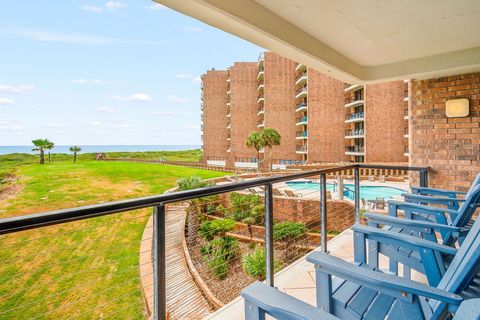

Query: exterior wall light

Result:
[446,98,469,118]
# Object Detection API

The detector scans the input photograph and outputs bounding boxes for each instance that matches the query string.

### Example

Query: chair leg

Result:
[316,268,333,313]
[244,299,266,320]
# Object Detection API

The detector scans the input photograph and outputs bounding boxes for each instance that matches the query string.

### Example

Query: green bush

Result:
[199,219,236,241]
[176,176,211,191]
[242,247,281,279]
[230,192,262,221]
[204,236,240,279]
[273,221,308,241]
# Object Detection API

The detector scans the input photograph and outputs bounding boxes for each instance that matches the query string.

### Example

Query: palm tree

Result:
[32,139,52,164]
[259,128,281,172]
[45,141,54,163]
[70,146,81,163]
[245,131,264,172]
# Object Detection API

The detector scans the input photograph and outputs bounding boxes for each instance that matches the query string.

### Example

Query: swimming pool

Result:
[286,181,407,201]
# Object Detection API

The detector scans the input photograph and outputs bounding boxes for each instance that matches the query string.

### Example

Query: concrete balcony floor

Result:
[205,227,427,320]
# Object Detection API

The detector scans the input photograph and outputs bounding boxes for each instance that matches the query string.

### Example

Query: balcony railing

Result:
[345,129,365,137]
[295,145,307,153]
[295,102,308,111]
[345,94,364,106]
[296,131,308,138]
[258,120,265,128]
[0,164,428,320]
[296,85,307,95]
[257,106,265,114]
[345,145,364,153]
[296,115,307,124]
[345,112,364,121]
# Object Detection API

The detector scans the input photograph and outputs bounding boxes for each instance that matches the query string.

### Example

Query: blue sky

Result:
[0,0,262,146]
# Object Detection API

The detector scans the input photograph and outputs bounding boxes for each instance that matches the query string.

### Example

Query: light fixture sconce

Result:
[446,98,469,118]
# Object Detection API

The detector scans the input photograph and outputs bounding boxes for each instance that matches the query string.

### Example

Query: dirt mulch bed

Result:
[0,174,24,204]
[186,237,309,305]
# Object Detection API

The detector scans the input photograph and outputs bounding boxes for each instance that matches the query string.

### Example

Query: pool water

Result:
[286,181,407,201]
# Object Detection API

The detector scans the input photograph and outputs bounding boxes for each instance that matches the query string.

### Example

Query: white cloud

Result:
[4,28,168,46]
[143,3,165,10]
[0,84,35,94]
[90,121,101,126]
[0,120,23,132]
[105,1,128,10]
[113,93,154,103]
[192,76,202,84]
[72,79,104,84]
[90,130,114,135]
[82,5,103,13]
[113,123,136,128]
[152,111,190,116]
[185,26,202,33]
[183,125,201,130]
[174,74,202,84]
[98,106,116,113]
[168,95,190,104]
[0,98,14,105]
[46,122,66,128]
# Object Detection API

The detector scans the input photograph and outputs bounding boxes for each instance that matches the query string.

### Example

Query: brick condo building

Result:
[201,52,409,170]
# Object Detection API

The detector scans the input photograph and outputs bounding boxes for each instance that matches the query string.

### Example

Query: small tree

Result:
[245,131,263,172]
[45,141,54,163]
[32,139,52,164]
[259,128,281,172]
[69,146,81,163]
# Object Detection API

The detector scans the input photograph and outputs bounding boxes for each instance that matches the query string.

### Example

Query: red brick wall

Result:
[308,70,348,162]
[263,52,300,162]
[201,70,228,162]
[229,62,258,164]
[365,81,407,162]
[410,73,480,191]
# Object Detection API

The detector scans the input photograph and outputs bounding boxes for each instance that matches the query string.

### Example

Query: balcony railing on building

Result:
[345,112,364,122]
[344,83,363,93]
[345,145,365,153]
[295,70,307,86]
[404,127,409,137]
[257,105,265,115]
[404,108,409,119]
[296,131,308,138]
[295,86,307,100]
[345,129,365,138]
[257,93,265,104]
[295,102,308,112]
[345,93,364,107]
[295,145,307,153]
[296,115,307,125]
[295,63,306,72]
[257,120,265,128]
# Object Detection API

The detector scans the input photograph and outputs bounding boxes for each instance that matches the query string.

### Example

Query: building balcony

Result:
[345,112,365,123]
[344,84,363,93]
[404,127,409,138]
[344,97,364,108]
[295,145,307,154]
[345,145,364,155]
[227,113,231,118]
[295,63,306,73]
[404,109,409,119]
[404,89,409,101]
[227,123,231,129]
[296,116,308,126]
[257,106,265,115]
[404,146,409,157]
[257,69,264,80]
[295,86,308,100]
[259,147,265,153]
[257,121,265,128]
[257,96,265,104]
[257,52,264,67]
[295,102,308,112]
[257,83,264,92]
[226,148,231,152]
[296,131,308,139]
[295,73,308,86]
[345,129,365,139]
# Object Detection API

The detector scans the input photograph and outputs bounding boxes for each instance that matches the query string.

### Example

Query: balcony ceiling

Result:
[156,0,480,83]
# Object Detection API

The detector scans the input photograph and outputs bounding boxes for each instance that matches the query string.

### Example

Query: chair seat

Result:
[329,263,480,320]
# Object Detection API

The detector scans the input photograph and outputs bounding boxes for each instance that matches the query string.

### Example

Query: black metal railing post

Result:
[420,169,429,188]
[320,173,328,253]
[264,183,274,287]
[153,204,166,320]
[354,166,360,224]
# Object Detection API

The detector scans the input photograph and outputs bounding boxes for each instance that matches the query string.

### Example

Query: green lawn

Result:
[0,160,228,319]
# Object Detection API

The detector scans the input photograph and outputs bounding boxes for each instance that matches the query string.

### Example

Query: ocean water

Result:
[0,145,200,155]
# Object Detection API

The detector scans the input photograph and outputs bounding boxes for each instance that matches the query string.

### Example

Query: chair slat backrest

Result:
[431,200,480,315]
[452,184,480,228]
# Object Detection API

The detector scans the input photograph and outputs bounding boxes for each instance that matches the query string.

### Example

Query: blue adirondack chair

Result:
[242,283,480,319]
[385,184,480,247]
[304,211,480,320]
[402,173,480,210]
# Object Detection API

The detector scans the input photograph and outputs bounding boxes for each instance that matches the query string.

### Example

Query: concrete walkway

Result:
[140,205,212,319]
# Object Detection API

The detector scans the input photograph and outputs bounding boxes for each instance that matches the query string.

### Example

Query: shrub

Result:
[176,176,210,191]
[273,221,308,241]
[230,192,262,221]
[199,219,236,241]
[243,247,281,279]
[204,236,240,279]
